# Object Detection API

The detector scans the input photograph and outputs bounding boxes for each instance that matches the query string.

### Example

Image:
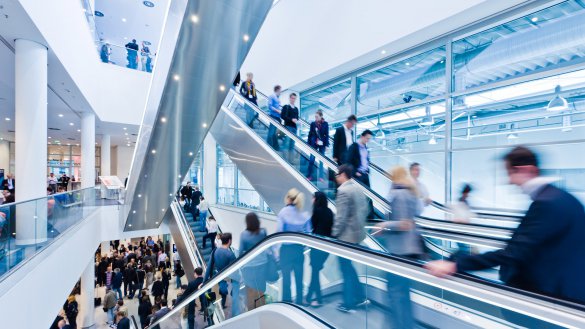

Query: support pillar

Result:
[81,113,96,189]
[101,134,111,176]
[14,39,48,246]
[79,259,95,328]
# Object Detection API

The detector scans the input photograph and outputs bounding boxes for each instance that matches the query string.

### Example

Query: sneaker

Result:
[336,304,355,313]
[356,299,370,308]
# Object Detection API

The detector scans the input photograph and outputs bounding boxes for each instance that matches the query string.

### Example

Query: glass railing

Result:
[150,233,585,329]
[97,41,155,73]
[0,187,100,279]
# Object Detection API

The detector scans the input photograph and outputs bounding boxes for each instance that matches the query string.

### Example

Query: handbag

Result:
[102,307,108,313]
[265,251,279,283]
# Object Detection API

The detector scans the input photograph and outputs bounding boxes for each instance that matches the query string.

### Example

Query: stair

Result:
[183,211,214,262]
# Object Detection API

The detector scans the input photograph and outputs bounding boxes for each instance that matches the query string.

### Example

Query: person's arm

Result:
[276,209,285,233]
[280,105,290,122]
[239,83,246,96]
[332,190,349,238]
[307,122,316,144]
[323,122,330,147]
[332,129,341,160]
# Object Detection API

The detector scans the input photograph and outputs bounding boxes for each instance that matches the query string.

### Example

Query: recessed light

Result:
[123,127,127,130]
[138,194,142,198]
[405,62,410,66]
[125,132,129,136]
[531,17,538,22]
[169,193,173,197]
[189,152,193,156]
[128,224,132,227]
[58,114,64,118]
[190,15,199,23]
[160,117,167,122]
[69,122,74,126]
[127,144,131,147]
[4,117,10,121]
[381,50,386,55]
[77,129,81,132]
[219,85,226,92]
[202,123,207,128]
[173,74,180,81]
[48,136,52,139]
[243,34,250,42]
[151,149,156,154]
[155,221,159,224]
[122,18,127,22]
[76,143,79,146]
[161,209,165,212]
[178,174,181,178]
[132,210,136,214]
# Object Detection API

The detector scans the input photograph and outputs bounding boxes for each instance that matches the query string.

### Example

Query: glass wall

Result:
[216,145,271,212]
[299,0,585,210]
[47,145,101,184]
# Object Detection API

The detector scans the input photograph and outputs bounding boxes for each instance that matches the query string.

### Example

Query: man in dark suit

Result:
[332,115,357,165]
[180,182,193,207]
[307,109,329,180]
[426,146,585,304]
[345,129,374,218]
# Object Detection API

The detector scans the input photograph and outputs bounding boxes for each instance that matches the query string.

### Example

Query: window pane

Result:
[300,79,352,123]
[357,46,446,114]
[453,0,585,91]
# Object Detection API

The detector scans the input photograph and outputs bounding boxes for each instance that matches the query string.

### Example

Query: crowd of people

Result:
[99,39,153,73]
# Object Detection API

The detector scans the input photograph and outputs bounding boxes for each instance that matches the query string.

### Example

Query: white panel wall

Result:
[112,145,135,179]
[0,141,9,174]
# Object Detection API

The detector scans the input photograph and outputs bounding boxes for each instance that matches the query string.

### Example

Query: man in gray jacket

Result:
[103,287,117,325]
[332,164,368,312]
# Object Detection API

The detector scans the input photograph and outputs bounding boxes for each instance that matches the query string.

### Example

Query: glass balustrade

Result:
[97,41,155,73]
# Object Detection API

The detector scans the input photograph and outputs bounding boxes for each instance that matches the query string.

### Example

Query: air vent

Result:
[8,130,14,133]
[49,128,61,131]
[67,137,75,140]
[132,133,137,136]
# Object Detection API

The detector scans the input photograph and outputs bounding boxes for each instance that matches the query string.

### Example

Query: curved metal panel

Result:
[124,0,273,231]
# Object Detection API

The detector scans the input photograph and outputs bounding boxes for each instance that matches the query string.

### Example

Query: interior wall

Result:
[112,145,134,179]
[0,141,9,176]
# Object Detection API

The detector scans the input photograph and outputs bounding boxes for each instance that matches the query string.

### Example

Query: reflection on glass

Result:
[300,79,352,123]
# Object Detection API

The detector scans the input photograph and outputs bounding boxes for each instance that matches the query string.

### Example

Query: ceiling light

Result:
[531,17,538,22]
[4,117,10,121]
[173,74,180,81]
[69,122,74,126]
[160,117,167,122]
[405,62,410,66]
[48,136,52,139]
[169,193,173,197]
[243,34,250,42]
[138,194,142,198]
[202,123,207,128]
[151,149,156,154]
[58,114,64,118]
[125,132,129,136]
[155,221,159,224]
[178,174,181,178]
[161,209,165,212]
[77,129,81,132]
[189,152,193,156]
[190,15,199,23]
[381,50,386,55]
[547,85,568,111]
[219,84,226,91]
[121,18,127,22]
[428,136,437,145]
[123,127,127,130]
[128,224,132,227]
[127,144,131,147]
[132,210,136,214]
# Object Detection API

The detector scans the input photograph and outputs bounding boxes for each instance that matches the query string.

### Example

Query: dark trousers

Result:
[280,244,304,304]
[267,115,281,151]
[386,271,415,328]
[245,101,259,128]
[307,145,326,178]
[202,232,217,249]
[339,257,365,308]
[355,172,374,218]
[306,249,329,303]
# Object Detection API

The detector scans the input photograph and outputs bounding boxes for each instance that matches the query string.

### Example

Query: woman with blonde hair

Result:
[63,295,79,328]
[376,165,424,328]
[276,188,311,304]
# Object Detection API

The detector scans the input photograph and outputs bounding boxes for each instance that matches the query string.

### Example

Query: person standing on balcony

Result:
[280,93,300,163]
[140,41,152,73]
[239,72,259,128]
[266,85,282,150]
[125,39,139,70]
[307,110,330,181]
[333,115,357,165]
[47,172,58,194]
[100,42,111,63]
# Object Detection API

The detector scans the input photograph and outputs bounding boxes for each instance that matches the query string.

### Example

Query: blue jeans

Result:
[231,279,241,317]
[199,211,207,231]
[386,272,415,328]
[338,257,365,308]
[280,244,304,304]
[114,287,123,300]
[307,145,326,178]
[176,275,182,289]
[267,115,281,150]
[107,307,115,323]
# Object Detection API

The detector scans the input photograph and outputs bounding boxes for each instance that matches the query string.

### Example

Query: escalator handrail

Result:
[149,232,585,329]
[227,90,393,215]
[172,199,206,268]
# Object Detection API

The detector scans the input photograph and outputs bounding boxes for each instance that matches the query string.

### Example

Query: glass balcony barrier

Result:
[0,187,102,279]
[97,41,155,73]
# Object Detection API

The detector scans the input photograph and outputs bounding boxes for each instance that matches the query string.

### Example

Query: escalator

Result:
[211,89,516,242]
[148,232,585,329]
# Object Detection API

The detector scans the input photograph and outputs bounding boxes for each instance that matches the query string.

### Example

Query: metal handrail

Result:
[148,232,585,329]
[172,199,205,268]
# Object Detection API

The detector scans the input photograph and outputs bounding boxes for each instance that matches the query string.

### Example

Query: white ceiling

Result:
[94,0,170,53]
[0,0,141,146]
[242,0,529,93]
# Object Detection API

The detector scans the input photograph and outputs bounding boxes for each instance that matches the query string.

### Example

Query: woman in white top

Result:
[198,196,209,231]
[202,216,218,250]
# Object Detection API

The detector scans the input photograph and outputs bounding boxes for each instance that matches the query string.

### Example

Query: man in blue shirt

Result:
[267,85,282,150]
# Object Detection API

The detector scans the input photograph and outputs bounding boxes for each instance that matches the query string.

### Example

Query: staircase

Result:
[182,210,214,263]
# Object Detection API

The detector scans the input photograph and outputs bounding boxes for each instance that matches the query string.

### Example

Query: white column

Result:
[15,39,48,245]
[101,134,111,176]
[79,259,95,328]
[81,113,95,188]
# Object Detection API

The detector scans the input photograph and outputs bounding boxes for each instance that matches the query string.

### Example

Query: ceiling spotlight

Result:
[127,144,131,147]
[121,18,127,22]
[190,15,199,23]
[381,50,386,55]
[128,224,132,227]
[428,136,437,145]
[189,152,194,156]
[405,62,410,66]
[243,34,250,42]
[151,149,156,154]
[219,85,226,92]
[531,17,538,22]
[169,193,173,197]
[138,194,142,198]
[125,132,129,136]
[58,114,64,117]
[48,136,52,139]
[4,117,10,121]
[162,208,165,212]
[155,221,159,224]
[77,129,81,132]
[547,85,568,111]
[132,210,136,214]
[173,74,180,81]
[69,122,74,126]
[123,127,127,130]
[202,123,207,128]
[161,117,167,123]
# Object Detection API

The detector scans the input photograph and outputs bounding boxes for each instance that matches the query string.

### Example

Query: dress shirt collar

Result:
[520,176,557,199]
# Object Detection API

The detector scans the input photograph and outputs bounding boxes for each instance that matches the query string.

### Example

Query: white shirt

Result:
[199,200,209,212]
[521,176,558,200]
[48,176,57,184]
[343,124,353,148]
[206,220,218,233]
[158,252,167,264]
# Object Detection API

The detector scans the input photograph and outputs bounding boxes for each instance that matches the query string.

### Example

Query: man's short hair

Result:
[361,129,373,137]
[161,299,168,307]
[290,92,297,97]
[347,114,357,122]
[195,267,203,276]
[409,162,420,170]
[220,233,232,244]
[337,164,354,179]
[315,110,323,117]
[274,85,281,92]
[504,146,539,167]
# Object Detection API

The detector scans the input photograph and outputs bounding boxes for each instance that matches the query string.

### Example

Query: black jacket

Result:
[192,190,202,206]
[280,104,299,129]
[124,267,137,283]
[151,281,164,297]
[311,207,334,237]
[176,277,204,316]
[138,298,153,322]
[454,184,585,303]
[308,120,330,148]
[345,142,369,175]
[332,126,352,164]
[180,185,193,198]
